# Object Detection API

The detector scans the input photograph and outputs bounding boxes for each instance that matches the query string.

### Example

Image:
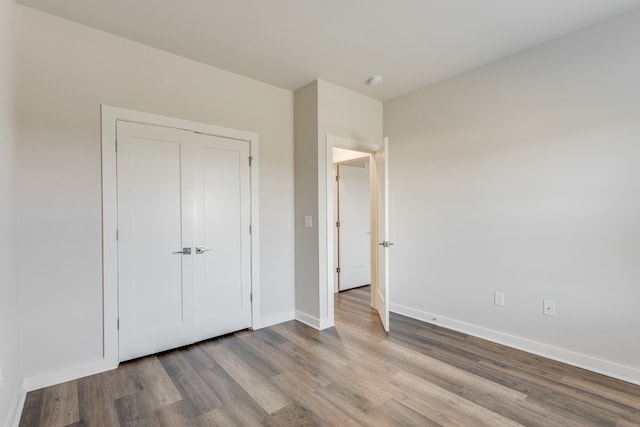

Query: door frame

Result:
[321,134,381,329]
[101,105,260,366]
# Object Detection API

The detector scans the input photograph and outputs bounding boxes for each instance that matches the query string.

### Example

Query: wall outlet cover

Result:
[543,299,557,316]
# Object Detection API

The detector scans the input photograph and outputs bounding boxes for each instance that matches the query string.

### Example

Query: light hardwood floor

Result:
[19,286,640,426]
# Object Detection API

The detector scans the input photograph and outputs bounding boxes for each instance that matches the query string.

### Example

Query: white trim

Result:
[321,134,380,330]
[248,132,261,330]
[295,311,321,329]
[295,310,334,330]
[253,311,296,330]
[390,302,640,386]
[21,358,117,393]
[318,317,334,330]
[8,388,26,427]
[101,105,260,365]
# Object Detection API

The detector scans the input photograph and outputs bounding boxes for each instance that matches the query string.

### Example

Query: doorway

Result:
[333,149,371,292]
[324,135,390,332]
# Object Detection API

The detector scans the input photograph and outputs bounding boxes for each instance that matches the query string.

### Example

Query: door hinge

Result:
[336,267,341,273]
[249,225,252,234]
[117,318,120,330]
[336,221,340,227]
[250,293,253,302]
[249,156,253,166]
[336,175,340,182]
[115,139,118,152]
[115,229,118,240]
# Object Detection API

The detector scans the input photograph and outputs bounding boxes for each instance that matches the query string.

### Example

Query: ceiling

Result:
[16,0,640,100]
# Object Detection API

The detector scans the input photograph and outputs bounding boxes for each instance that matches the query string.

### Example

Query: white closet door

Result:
[117,122,196,361]
[117,121,251,361]
[193,134,252,342]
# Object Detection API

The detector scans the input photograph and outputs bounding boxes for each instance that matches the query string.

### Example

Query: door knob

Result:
[173,247,192,255]
[196,246,212,254]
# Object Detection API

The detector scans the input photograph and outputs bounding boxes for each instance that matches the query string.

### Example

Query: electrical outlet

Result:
[543,299,557,316]
[494,291,505,306]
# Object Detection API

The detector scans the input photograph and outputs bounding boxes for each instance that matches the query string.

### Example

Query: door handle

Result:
[173,247,192,255]
[378,241,394,248]
[196,246,212,254]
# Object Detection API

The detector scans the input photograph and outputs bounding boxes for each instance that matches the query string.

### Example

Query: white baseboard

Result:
[253,311,295,330]
[295,311,321,329]
[295,311,334,330]
[9,388,26,427]
[22,357,118,393]
[318,317,334,330]
[390,303,640,386]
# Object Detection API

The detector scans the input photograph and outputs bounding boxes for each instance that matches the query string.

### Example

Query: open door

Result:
[375,137,391,332]
[337,163,371,291]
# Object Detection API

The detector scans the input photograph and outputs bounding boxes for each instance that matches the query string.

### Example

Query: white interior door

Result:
[117,122,195,361]
[337,164,371,291]
[193,134,252,342]
[376,137,390,332]
[117,121,251,361]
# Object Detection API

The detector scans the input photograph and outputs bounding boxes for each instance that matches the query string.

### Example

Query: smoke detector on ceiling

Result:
[368,75,384,86]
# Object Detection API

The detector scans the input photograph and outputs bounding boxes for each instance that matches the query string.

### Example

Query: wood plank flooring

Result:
[19,286,640,426]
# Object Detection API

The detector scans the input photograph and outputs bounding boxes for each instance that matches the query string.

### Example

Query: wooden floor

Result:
[19,286,640,426]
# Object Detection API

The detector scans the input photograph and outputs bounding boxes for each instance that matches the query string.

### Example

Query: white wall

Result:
[318,80,383,145]
[0,2,20,425]
[384,9,640,383]
[15,5,295,378]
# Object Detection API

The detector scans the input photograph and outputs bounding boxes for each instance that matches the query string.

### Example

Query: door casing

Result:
[101,105,261,367]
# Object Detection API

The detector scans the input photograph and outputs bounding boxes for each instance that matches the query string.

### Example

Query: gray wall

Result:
[294,82,320,320]
[0,1,20,425]
[385,9,640,382]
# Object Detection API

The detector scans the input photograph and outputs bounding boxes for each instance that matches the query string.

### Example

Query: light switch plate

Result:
[304,215,313,228]
[494,291,505,306]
